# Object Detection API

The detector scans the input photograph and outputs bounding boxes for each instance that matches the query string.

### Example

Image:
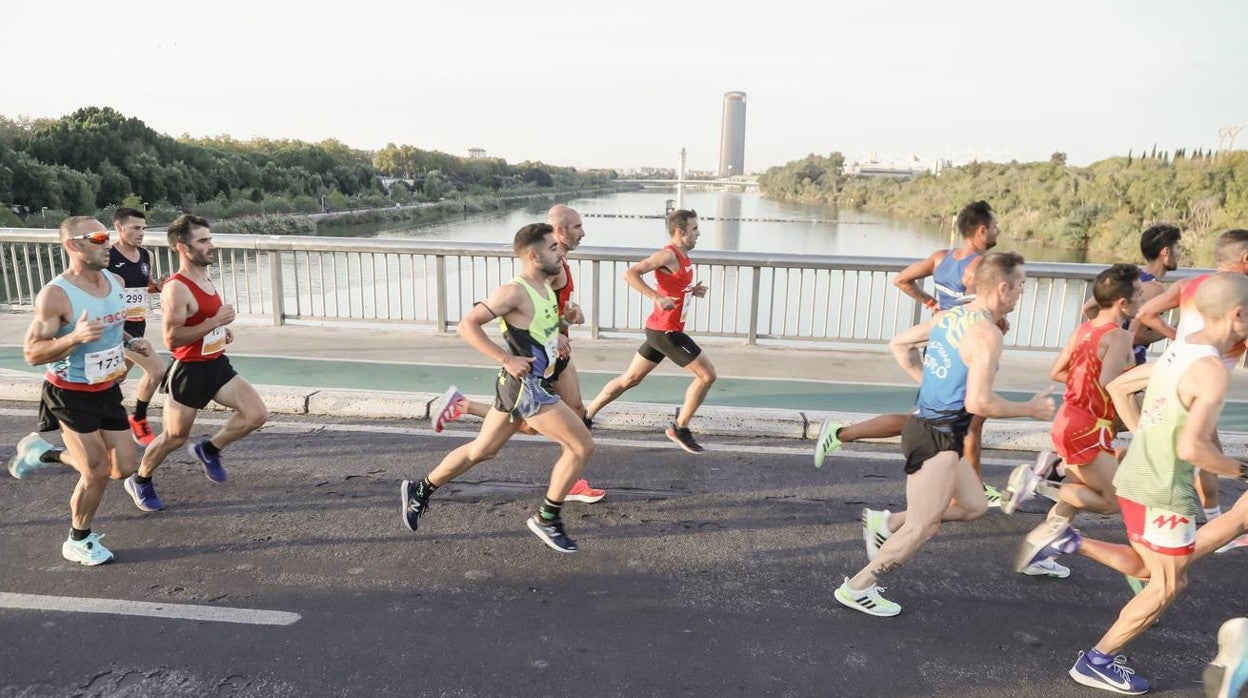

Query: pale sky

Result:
[6,0,1246,172]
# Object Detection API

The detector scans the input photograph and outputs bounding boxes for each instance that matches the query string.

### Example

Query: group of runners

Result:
[9,201,1248,695]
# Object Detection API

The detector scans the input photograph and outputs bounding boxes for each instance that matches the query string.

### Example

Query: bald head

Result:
[546,204,584,251]
[1195,272,1248,323]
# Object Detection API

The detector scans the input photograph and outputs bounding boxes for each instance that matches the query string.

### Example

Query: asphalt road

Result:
[0,403,1239,697]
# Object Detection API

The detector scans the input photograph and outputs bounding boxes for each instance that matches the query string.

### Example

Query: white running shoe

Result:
[1216,534,1248,555]
[1000,463,1041,515]
[1205,617,1248,698]
[862,508,892,561]
[8,432,55,479]
[1021,557,1071,579]
[834,578,900,617]
[61,532,114,566]
[813,418,841,468]
[431,386,466,433]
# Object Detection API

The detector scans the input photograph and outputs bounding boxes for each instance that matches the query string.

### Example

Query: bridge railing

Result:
[0,228,1190,353]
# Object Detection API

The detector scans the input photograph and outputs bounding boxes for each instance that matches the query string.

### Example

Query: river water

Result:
[327,188,1091,263]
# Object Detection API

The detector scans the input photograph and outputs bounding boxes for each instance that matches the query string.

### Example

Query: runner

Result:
[123,215,268,512]
[583,209,713,453]
[815,200,1003,504]
[401,223,595,553]
[108,206,168,445]
[15,216,154,564]
[834,252,1054,617]
[1017,272,1248,695]
[430,205,604,503]
[1001,264,1143,581]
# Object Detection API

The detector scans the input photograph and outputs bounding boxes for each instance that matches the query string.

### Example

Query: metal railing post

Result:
[435,255,448,333]
[747,265,761,345]
[590,260,601,339]
[268,251,285,326]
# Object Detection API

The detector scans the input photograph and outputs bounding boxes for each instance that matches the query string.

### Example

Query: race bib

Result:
[84,343,127,385]
[124,289,148,320]
[542,334,559,379]
[201,325,227,355]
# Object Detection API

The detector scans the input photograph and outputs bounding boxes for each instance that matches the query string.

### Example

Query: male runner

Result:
[1001,264,1143,580]
[109,206,168,445]
[815,200,1002,502]
[401,223,595,553]
[1017,272,1248,695]
[834,252,1054,616]
[583,209,712,453]
[430,205,604,502]
[16,216,154,564]
[122,215,268,511]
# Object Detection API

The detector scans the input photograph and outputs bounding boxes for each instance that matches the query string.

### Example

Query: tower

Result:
[717,91,747,178]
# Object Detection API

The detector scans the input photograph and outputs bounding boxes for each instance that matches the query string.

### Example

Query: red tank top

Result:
[555,258,574,337]
[1065,321,1122,420]
[646,244,694,332]
[169,272,227,362]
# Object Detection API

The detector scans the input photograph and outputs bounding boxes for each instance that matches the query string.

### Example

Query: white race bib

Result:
[123,289,148,320]
[201,326,227,355]
[84,343,127,384]
[542,335,559,379]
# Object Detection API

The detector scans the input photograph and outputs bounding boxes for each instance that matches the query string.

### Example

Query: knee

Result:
[245,406,269,432]
[468,442,502,462]
[619,374,644,390]
[964,499,989,520]
[163,432,189,450]
[83,463,110,489]
[570,437,595,463]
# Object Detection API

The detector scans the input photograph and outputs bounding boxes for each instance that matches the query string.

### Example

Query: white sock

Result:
[1204,506,1222,522]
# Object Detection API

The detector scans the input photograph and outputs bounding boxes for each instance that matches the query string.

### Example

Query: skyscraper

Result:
[717,91,747,177]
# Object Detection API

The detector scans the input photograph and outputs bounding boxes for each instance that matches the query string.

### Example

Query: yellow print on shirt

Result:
[936,307,985,351]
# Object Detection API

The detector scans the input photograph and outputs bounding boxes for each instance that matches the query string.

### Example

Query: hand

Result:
[923,298,939,312]
[502,355,535,379]
[128,338,153,357]
[997,317,1011,334]
[225,327,235,344]
[564,301,585,326]
[1027,385,1057,420]
[555,334,571,359]
[213,303,236,328]
[69,309,104,345]
[691,282,708,298]
[148,275,168,293]
[655,295,677,311]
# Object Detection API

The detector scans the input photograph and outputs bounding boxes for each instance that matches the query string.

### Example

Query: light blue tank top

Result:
[45,273,128,387]
[932,249,981,310]
[915,304,990,422]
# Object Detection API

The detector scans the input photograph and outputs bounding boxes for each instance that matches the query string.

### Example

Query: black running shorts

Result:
[637,328,702,367]
[900,413,971,475]
[39,381,128,434]
[494,370,560,419]
[162,355,238,409]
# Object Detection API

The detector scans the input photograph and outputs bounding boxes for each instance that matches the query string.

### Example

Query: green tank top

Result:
[498,277,561,379]
[1113,339,1221,516]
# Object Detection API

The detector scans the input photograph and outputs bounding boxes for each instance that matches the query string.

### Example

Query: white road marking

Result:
[0,592,300,626]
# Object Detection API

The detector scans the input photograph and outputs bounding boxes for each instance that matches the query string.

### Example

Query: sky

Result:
[6,0,1246,173]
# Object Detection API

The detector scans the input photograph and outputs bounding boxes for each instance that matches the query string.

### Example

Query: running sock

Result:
[40,449,64,464]
[201,440,221,457]
[538,497,563,522]
[134,400,149,421]
[1204,506,1222,521]
[1085,648,1116,666]
[413,478,438,500]
[135,474,152,485]
[70,527,90,541]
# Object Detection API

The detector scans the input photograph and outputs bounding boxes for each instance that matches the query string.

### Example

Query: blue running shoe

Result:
[1205,617,1248,698]
[188,438,226,483]
[526,515,578,553]
[8,432,55,480]
[1015,516,1082,573]
[123,474,164,512]
[1070,651,1149,695]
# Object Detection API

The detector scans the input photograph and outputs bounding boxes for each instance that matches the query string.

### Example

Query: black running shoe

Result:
[526,515,579,553]
[401,480,430,532]
[582,416,595,430]
[665,422,705,453]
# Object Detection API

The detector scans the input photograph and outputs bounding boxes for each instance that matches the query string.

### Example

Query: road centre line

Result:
[0,592,300,626]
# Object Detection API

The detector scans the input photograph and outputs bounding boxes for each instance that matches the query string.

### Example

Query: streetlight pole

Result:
[41,206,47,227]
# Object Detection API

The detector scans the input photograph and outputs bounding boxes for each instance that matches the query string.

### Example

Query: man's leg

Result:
[584,353,659,420]
[1056,451,1120,517]
[204,376,268,450]
[835,413,909,443]
[552,360,587,419]
[126,349,166,444]
[60,428,119,532]
[526,400,595,502]
[674,354,716,428]
[1093,544,1190,653]
[138,395,198,479]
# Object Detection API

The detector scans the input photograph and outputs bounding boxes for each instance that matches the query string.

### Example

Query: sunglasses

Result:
[75,231,111,245]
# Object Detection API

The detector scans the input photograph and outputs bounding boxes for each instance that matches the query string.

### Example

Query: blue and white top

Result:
[915,304,990,426]
[932,249,981,310]
[45,273,128,388]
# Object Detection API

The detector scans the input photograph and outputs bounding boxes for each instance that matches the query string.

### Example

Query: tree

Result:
[1050,152,1068,166]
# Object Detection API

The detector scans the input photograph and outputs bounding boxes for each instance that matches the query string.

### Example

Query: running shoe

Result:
[187,438,226,483]
[833,578,900,617]
[1033,450,1061,478]
[400,480,430,532]
[61,532,114,566]
[432,386,466,433]
[984,483,1003,509]
[526,515,578,553]
[123,474,164,512]
[1015,517,1082,573]
[1216,534,1248,554]
[1000,463,1041,515]
[1204,617,1248,698]
[862,508,892,561]
[665,423,705,454]
[565,478,605,503]
[128,415,155,446]
[582,416,595,430]
[1020,557,1071,579]
[7,432,55,479]
[813,419,842,468]
[1069,651,1150,695]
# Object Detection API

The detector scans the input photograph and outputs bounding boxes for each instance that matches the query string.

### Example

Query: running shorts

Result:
[1051,405,1116,466]
[162,355,238,409]
[900,412,971,475]
[1118,496,1196,556]
[637,328,701,367]
[495,370,560,420]
[39,381,128,434]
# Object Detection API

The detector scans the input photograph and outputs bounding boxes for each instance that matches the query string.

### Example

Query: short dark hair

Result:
[974,251,1025,291]
[1092,263,1140,308]
[1215,229,1248,266]
[113,207,146,224]
[956,201,995,238]
[666,209,698,237]
[167,214,210,248]
[1139,224,1180,261]
[513,223,554,256]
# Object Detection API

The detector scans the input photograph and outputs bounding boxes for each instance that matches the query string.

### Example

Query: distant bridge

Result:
[617,178,759,189]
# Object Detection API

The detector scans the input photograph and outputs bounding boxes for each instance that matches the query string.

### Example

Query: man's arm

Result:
[161,279,233,349]
[456,284,533,378]
[1130,279,1167,347]
[1107,362,1153,433]
[1176,358,1240,477]
[963,322,1055,419]
[23,286,99,366]
[889,315,938,383]
[892,252,943,311]
[624,248,678,311]
[1097,328,1136,388]
[1135,278,1186,341]
[1049,330,1079,383]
